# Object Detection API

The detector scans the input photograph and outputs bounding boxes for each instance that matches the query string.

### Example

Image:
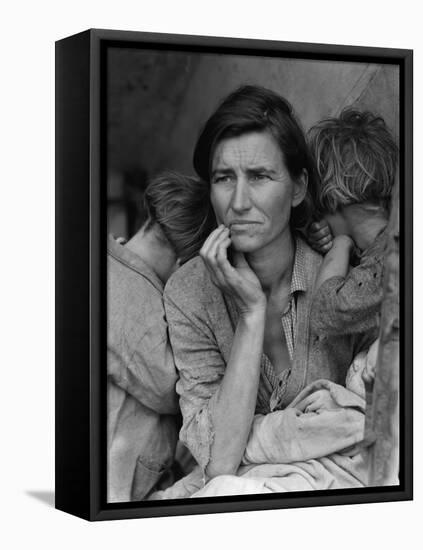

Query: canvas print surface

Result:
[106,46,400,504]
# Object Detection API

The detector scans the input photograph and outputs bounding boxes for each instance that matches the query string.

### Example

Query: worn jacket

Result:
[164,236,376,471]
[107,235,179,502]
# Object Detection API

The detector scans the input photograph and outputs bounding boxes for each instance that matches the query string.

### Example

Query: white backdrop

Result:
[1,1,420,548]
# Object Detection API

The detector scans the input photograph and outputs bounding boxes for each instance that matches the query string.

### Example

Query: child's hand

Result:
[307,220,333,254]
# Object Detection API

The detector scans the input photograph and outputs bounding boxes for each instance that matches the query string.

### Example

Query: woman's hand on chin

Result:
[200,225,266,317]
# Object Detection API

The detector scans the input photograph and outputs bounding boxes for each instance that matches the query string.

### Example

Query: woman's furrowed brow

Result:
[211,168,234,178]
[247,166,277,175]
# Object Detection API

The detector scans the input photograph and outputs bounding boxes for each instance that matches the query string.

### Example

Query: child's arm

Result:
[310,235,384,338]
[315,235,355,291]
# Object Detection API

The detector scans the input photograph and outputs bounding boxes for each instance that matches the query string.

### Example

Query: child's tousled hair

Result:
[143,171,216,265]
[308,108,398,215]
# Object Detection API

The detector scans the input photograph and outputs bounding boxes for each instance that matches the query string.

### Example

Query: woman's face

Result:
[210,130,307,254]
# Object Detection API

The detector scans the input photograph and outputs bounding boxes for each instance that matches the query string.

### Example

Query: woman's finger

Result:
[202,229,232,288]
[215,237,235,273]
[200,226,228,270]
[213,236,234,287]
[299,389,328,411]
[203,257,227,290]
[206,227,230,267]
[200,225,227,258]
[305,402,319,414]
[295,393,315,412]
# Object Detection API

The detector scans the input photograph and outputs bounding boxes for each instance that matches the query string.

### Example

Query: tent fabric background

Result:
[107,49,399,182]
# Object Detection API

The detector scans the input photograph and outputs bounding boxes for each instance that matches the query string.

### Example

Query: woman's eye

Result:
[251,173,269,182]
[213,175,232,184]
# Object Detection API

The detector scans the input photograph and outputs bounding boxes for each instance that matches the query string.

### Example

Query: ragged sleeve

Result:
[164,270,227,472]
[310,250,384,336]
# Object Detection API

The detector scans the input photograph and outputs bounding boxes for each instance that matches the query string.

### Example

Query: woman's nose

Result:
[231,179,252,213]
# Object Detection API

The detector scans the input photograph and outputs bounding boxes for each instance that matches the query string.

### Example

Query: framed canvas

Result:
[55,28,413,521]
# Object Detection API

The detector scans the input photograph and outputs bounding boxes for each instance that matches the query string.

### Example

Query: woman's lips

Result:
[229,220,261,231]
[229,220,260,226]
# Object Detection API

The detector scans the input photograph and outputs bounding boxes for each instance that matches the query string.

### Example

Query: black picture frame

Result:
[55,28,413,521]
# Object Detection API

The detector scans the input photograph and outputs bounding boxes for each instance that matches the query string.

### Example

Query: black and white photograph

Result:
[105,38,406,506]
[4,0,422,545]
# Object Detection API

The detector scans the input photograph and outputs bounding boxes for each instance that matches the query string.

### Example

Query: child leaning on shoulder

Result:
[307,108,398,375]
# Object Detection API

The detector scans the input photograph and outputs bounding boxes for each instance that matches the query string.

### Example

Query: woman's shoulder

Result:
[164,255,222,307]
[295,234,323,274]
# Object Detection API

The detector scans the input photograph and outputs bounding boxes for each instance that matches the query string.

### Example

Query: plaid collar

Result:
[290,236,308,295]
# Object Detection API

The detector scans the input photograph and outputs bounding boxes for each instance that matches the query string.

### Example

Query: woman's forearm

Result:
[205,309,265,478]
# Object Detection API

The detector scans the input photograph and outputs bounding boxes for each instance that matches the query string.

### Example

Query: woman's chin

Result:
[230,235,261,254]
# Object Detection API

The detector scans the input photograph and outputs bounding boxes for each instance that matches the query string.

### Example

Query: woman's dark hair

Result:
[143,171,216,264]
[193,85,319,230]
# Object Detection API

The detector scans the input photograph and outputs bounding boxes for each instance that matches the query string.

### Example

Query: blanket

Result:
[150,348,377,499]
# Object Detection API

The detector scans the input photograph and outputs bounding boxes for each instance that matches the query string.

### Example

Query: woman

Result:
[163,85,376,492]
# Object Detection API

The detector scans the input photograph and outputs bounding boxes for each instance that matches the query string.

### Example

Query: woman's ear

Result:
[292,169,308,207]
